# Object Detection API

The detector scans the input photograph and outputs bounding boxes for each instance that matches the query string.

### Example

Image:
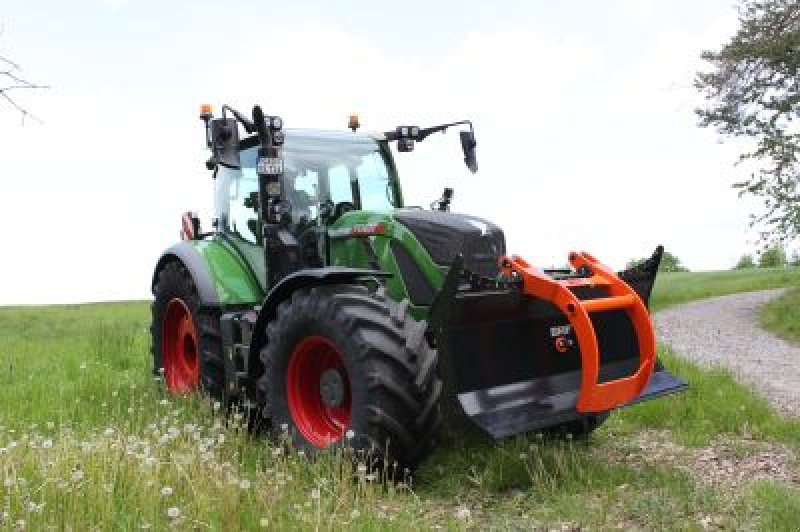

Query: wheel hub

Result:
[319,368,346,407]
[286,335,352,447]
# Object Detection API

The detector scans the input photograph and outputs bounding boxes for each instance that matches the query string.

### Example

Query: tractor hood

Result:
[393,209,506,277]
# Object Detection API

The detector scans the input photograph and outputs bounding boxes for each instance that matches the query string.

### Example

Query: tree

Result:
[626,250,689,272]
[695,0,800,243]
[759,244,788,267]
[734,253,756,269]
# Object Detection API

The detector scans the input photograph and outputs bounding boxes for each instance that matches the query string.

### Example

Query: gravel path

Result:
[653,288,800,417]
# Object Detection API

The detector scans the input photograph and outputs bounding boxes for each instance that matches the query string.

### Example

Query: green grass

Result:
[1,268,799,529]
[760,287,800,344]
[650,266,800,312]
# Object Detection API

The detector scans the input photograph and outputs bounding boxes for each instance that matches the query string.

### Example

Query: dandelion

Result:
[454,506,471,520]
[160,486,174,497]
[166,507,181,519]
[310,487,321,500]
[239,479,251,490]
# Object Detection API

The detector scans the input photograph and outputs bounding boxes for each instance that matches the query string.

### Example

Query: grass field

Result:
[1,267,799,530]
[760,287,800,345]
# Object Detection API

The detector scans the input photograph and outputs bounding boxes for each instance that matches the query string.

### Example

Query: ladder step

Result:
[581,294,636,313]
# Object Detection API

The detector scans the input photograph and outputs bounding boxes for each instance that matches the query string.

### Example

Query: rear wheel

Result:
[259,284,442,471]
[151,261,225,399]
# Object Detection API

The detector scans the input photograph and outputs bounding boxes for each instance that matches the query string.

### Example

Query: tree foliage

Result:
[759,244,788,267]
[735,253,757,268]
[695,0,800,242]
[626,250,689,272]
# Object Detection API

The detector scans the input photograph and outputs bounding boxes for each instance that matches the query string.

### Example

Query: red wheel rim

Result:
[161,298,199,393]
[286,335,352,446]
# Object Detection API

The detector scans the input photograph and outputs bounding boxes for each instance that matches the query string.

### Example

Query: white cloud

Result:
[0,8,762,304]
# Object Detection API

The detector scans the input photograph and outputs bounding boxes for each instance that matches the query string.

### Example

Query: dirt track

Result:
[653,288,800,417]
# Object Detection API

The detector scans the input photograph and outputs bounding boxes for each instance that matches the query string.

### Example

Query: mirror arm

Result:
[222,104,256,134]
[416,120,473,142]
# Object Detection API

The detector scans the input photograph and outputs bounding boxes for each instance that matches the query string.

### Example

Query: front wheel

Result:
[258,285,442,471]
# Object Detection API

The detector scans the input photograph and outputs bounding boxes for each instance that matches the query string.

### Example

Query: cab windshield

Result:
[217,131,400,245]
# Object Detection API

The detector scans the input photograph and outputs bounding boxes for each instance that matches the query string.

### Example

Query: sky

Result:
[0,0,779,304]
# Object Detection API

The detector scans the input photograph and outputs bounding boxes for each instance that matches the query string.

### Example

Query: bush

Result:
[626,250,688,272]
[759,245,787,268]
[734,254,756,269]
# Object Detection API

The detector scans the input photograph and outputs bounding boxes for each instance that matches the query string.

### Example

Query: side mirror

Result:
[210,118,241,168]
[460,130,478,173]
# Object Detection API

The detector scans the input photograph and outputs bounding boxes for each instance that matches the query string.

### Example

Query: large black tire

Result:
[151,261,225,399]
[258,284,442,472]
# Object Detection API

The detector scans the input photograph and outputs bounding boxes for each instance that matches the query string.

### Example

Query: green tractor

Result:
[151,104,686,470]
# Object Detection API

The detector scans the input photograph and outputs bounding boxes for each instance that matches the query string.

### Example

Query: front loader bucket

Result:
[429,246,686,438]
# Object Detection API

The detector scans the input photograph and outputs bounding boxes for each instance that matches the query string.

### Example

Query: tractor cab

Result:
[214,129,403,280]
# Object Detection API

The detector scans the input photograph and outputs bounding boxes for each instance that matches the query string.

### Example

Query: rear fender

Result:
[152,239,264,307]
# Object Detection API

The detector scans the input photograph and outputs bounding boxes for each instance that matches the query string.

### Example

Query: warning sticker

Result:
[550,325,572,337]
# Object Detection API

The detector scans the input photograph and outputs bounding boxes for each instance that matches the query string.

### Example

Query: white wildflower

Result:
[239,479,251,490]
[79,362,87,370]
[271,447,282,457]
[159,399,169,406]
[350,508,360,519]
[104,428,114,437]
[212,401,221,411]
[454,506,471,520]
[71,469,84,483]
[42,439,53,449]
[259,518,269,528]
[166,506,181,519]
[280,423,288,432]
[356,463,367,475]
[160,486,173,497]
[310,487,321,500]
[345,429,355,440]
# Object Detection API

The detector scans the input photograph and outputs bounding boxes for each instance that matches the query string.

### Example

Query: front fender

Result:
[247,268,391,376]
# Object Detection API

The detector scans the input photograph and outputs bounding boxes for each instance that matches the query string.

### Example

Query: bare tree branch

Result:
[0,62,48,124]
